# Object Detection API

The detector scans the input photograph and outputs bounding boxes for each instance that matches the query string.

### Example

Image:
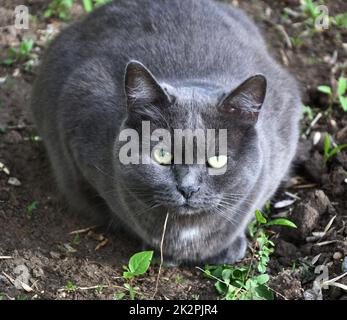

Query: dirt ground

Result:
[0,0,347,300]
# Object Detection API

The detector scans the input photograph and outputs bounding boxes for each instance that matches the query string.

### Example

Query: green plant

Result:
[323,134,347,163]
[290,36,304,48]
[44,0,74,21]
[175,273,183,284]
[27,201,38,217]
[299,0,326,30]
[201,210,296,300]
[123,283,136,300]
[331,12,347,29]
[66,280,77,292]
[123,251,153,279]
[318,77,347,112]
[2,39,34,68]
[301,0,322,19]
[71,234,81,245]
[95,283,105,294]
[113,292,125,300]
[15,295,31,300]
[302,105,314,120]
[82,0,111,12]
[121,251,153,299]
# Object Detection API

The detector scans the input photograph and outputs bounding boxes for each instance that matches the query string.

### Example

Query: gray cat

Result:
[31,0,301,264]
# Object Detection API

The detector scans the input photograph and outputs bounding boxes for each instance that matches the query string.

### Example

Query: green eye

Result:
[153,148,172,165]
[207,155,228,169]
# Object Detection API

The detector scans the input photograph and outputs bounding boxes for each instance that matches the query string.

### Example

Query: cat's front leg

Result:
[206,235,248,265]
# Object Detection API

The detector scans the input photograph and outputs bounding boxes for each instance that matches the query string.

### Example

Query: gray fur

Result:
[31,0,301,264]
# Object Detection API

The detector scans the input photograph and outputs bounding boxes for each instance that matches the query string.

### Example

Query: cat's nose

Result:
[177,185,200,199]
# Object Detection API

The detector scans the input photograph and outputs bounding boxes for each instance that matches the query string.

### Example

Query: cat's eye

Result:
[153,148,172,165]
[207,155,228,169]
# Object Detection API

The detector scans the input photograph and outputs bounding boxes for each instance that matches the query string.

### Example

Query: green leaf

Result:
[127,251,153,276]
[221,269,232,284]
[324,134,331,157]
[266,218,297,228]
[114,292,125,300]
[247,220,257,237]
[215,281,227,295]
[328,144,347,159]
[43,9,52,18]
[255,210,267,224]
[20,39,34,56]
[2,58,14,66]
[257,263,266,274]
[122,271,134,279]
[255,274,270,285]
[337,77,347,96]
[82,0,93,12]
[302,105,314,120]
[254,284,274,300]
[317,85,332,95]
[339,96,347,112]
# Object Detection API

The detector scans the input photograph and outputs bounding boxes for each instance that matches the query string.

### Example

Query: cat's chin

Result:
[170,204,202,216]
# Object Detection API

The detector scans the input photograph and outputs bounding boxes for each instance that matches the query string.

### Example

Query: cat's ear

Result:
[218,75,267,124]
[124,60,170,109]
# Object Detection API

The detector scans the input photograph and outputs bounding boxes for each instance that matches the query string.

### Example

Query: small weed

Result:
[95,283,105,294]
[299,0,326,30]
[30,135,42,143]
[0,293,5,300]
[2,39,35,70]
[45,0,111,19]
[113,292,125,300]
[175,273,183,284]
[290,36,304,48]
[201,210,296,300]
[323,134,347,163]
[27,201,38,217]
[123,251,153,279]
[123,283,136,300]
[15,295,31,300]
[318,77,347,112]
[302,105,314,120]
[65,280,77,292]
[82,0,111,12]
[71,234,81,245]
[121,250,153,300]
[331,12,347,29]
[44,0,74,21]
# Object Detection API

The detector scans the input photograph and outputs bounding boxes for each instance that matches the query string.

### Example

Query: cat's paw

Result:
[206,236,248,265]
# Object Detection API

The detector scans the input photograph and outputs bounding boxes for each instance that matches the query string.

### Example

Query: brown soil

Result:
[0,0,346,300]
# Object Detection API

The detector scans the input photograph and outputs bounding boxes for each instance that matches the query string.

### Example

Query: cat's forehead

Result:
[163,80,223,105]
[161,81,223,129]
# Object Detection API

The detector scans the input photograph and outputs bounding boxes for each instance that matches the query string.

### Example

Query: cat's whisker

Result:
[212,207,237,226]
[216,202,251,217]
[219,198,255,207]
[133,203,161,217]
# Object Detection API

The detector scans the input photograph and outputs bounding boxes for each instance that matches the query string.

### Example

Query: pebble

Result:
[342,257,347,273]
[274,199,296,209]
[0,76,7,85]
[333,252,343,260]
[8,177,21,187]
[0,162,10,175]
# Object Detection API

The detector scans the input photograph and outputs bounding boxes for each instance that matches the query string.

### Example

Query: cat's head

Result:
[115,60,267,217]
